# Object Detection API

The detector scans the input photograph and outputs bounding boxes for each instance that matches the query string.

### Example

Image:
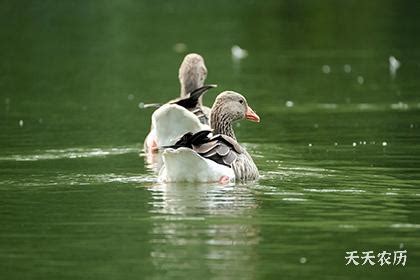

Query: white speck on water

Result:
[343,64,352,73]
[352,142,357,147]
[308,143,312,147]
[382,141,388,146]
[363,141,367,145]
[18,120,23,127]
[127,94,134,101]
[410,124,414,128]
[285,100,294,107]
[357,76,364,84]
[322,65,331,74]
[173,43,187,53]
[389,56,401,79]
[300,257,307,264]
[231,45,248,60]
[334,142,338,146]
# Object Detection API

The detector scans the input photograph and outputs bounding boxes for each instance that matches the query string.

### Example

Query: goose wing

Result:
[166,130,243,167]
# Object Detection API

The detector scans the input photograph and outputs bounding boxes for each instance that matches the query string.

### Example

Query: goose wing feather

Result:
[211,134,243,154]
[166,131,242,168]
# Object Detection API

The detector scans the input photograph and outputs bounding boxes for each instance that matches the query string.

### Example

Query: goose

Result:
[158,91,260,183]
[144,53,211,154]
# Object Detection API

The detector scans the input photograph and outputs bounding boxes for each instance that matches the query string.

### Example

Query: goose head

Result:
[210,91,260,138]
[179,53,208,100]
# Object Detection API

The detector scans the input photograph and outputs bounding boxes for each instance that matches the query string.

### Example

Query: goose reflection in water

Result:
[147,182,260,279]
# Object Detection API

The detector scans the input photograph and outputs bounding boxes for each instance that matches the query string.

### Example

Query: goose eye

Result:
[239,99,244,104]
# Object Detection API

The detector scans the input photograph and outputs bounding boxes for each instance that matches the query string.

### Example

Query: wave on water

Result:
[0,173,156,188]
[265,102,420,113]
[303,188,365,193]
[0,146,139,161]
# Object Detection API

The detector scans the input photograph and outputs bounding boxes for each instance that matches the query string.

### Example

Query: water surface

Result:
[1,1,419,279]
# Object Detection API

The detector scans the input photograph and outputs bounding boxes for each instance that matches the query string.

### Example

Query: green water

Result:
[1,0,420,279]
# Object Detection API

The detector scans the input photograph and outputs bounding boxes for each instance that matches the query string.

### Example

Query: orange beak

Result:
[245,106,260,123]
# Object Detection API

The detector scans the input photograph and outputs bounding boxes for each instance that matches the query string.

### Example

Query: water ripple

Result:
[0,173,155,188]
[0,146,138,161]
[303,188,366,193]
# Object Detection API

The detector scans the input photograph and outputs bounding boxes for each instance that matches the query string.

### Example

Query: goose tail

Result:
[152,104,209,148]
[158,148,235,183]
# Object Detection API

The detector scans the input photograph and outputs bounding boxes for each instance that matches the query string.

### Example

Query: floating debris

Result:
[173,43,187,53]
[389,56,401,79]
[322,65,331,74]
[308,143,312,147]
[334,142,338,146]
[382,141,388,147]
[352,142,357,147]
[231,45,248,60]
[343,64,352,73]
[139,102,161,109]
[357,76,364,85]
[18,120,23,127]
[300,257,307,264]
[285,100,294,107]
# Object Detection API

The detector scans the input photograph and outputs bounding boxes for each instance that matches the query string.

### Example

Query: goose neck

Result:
[211,113,236,140]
